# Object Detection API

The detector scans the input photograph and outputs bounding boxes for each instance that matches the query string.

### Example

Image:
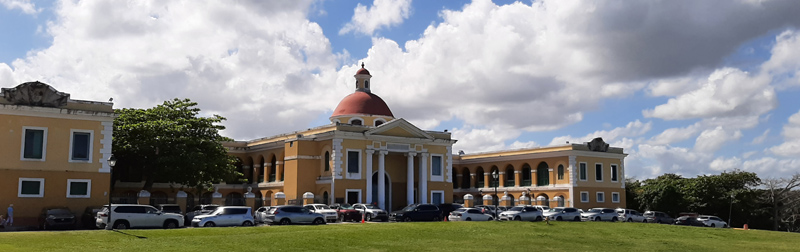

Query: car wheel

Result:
[642,219,647,223]
[536,216,543,222]
[514,216,521,221]
[243,221,253,226]
[711,223,715,228]
[488,217,493,221]
[595,217,601,222]
[627,218,632,222]
[365,214,372,222]
[723,224,728,228]
[338,215,345,222]
[656,220,662,224]
[465,217,471,221]
[164,220,178,229]
[113,220,129,229]
[403,216,412,222]
[556,216,563,221]
[280,218,291,225]
[204,222,216,227]
[313,218,325,225]
[611,217,618,222]
[574,216,581,221]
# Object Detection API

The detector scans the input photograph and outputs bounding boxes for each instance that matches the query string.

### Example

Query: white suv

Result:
[697,215,728,228]
[192,206,254,227]
[96,204,184,229]
[616,208,647,222]
[353,203,389,222]
[303,204,339,223]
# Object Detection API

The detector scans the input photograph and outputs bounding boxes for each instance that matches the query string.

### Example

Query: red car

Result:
[330,203,361,222]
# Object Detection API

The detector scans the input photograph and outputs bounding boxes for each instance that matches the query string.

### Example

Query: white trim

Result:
[430,154,444,182]
[66,179,92,198]
[594,163,604,182]
[333,119,341,124]
[18,177,45,197]
[596,192,605,203]
[611,192,620,203]
[0,104,115,122]
[345,189,362,204]
[348,117,365,125]
[20,126,48,161]
[345,149,362,179]
[99,121,113,173]
[430,190,445,205]
[373,118,386,127]
[445,146,453,183]
[610,164,619,182]
[580,191,589,203]
[69,129,94,163]
[579,162,587,181]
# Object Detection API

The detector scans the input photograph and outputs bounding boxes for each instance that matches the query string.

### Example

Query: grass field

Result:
[0,221,798,252]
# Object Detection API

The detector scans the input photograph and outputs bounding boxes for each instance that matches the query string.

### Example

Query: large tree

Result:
[113,98,240,191]
[762,173,800,231]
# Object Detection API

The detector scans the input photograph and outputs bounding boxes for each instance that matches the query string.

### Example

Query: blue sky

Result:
[3,0,800,180]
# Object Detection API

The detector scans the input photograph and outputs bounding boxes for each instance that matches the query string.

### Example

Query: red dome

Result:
[332,91,393,117]
[356,68,370,75]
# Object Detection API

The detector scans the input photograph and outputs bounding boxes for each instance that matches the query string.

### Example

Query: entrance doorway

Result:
[371,172,392,210]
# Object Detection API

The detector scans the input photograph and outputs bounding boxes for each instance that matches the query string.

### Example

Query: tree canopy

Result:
[112,98,240,191]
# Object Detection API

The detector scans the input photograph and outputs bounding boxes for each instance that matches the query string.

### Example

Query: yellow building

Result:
[0,82,114,227]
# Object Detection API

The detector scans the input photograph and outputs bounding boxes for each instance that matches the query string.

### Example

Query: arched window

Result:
[461,168,471,189]
[323,191,329,205]
[375,120,384,126]
[557,165,564,180]
[555,196,565,207]
[537,162,549,186]
[324,151,330,171]
[452,171,458,189]
[351,119,362,125]
[365,80,370,89]
[258,157,265,183]
[226,192,244,206]
[476,167,485,188]
[505,165,515,187]
[489,167,499,187]
[269,156,277,182]
[521,164,532,186]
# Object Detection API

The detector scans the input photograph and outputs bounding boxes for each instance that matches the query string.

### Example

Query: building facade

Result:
[0,82,114,227]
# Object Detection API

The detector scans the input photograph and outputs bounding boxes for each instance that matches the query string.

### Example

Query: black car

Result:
[80,206,104,229]
[39,207,77,230]
[390,204,442,222]
[674,216,705,227]
[644,211,675,224]
[437,203,463,220]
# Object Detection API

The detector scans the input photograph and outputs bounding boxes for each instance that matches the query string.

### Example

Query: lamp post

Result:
[492,170,498,221]
[728,192,734,227]
[107,154,117,229]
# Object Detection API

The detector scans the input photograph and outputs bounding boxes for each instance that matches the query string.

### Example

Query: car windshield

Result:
[315,205,331,210]
[402,205,418,211]
[339,205,354,210]
[48,208,72,215]
[203,205,218,211]
[452,208,467,213]
[549,207,564,212]
[208,208,224,215]
[508,207,524,211]
[364,205,380,209]
[588,208,603,213]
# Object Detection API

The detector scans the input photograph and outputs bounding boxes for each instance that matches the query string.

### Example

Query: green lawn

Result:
[0,221,798,252]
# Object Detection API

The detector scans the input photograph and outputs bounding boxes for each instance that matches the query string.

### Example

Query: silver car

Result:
[254,206,275,224]
[498,206,543,221]
[191,206,254,227]
[264,205,326,225]
[581,208,619,222]
[543,207,582,221]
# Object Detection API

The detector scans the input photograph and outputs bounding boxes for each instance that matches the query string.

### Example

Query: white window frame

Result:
[595,163,604,182]
[348,117,365,125]
[69,129,94,163]
[345,189,362,204]
[596,192,605,203]
[430,154,444,182]
[580,191,589,203]
[430,190,445,205]
[66,179,92,198]
[18,177,45,198]
[610,164,618,182]
[611,192,620,203]
[20,126,48,161]
[373,118,386,127]
[345,149,362,179]
[579,162,587,181]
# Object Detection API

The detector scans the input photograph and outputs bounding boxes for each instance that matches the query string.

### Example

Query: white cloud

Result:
[450,125,529,154]
[339,0,412,35]
[633,144,713,178]
[0,0,40,15]
[709,156,742,172]
[694,126,742,153]
[548,120,652,146]
[742,157,800,176]
[761,30,800,90]
[751,129,770,144]
[648,125,699,145]
[769,109,800,157]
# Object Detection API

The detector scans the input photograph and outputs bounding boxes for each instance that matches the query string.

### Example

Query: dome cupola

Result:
[330,63,394,124]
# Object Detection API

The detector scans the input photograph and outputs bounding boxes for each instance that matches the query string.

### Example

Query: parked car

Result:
[157,204,183,215]
[264,205,326,225]
[185,204,219,224]
[543,207,582,221]
[304,204,339,223]
[697,215,728,228]
[191,206,254,227]
[581,208,619,222]
[389,204,442,222]
[644,211,674,224]
[437,203,463,220]
[353,203,389,222]
[81,206,104,229]
[674,216,706,227]
[616,208,647,222]
[474,205,499,218]
[96,204,184,229]
[531,205,551,212]
[39,207,77,230]
[448,208,493,221]
[330,204,361,222]
[254,206,275,224]
[498,206,543,221]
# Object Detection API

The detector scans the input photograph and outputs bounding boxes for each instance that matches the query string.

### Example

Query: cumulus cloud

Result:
[0,0,40,15]
[694,126,742,153]
[769,109,800,157]
[339,0,412,35]
[548,120,652,146]
[709,156,742,172]
[751,129,770,144]
[633,144,713,178]
[648,125,700,145]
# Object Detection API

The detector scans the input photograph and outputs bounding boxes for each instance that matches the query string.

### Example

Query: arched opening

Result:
[536,194,549,207]
[264,191,273,206]
[258,156,265,183]
[269,156,277,182]
[537,162,550,186]
[489,166,499,187]
[365,80,370,89]
[504,165,515,187]
[475,167,485,188]
[254,191,263,208]
[185,192,195,210]
[375,120,383,126]
[200,192,213,205]
[557,164,564,181]
[150,191,169,206]
[554,195,565,207]
[461,168,471,189]
[492,194,499,206]
[324,151,330,171]
[452,171,458,189]
[506,193,516,206]
[351,119,362,125]
[371,172,391,210]
[113,191,137,204]
[226,192,244,206]
[323,191,329,205]
[521,164,532,186]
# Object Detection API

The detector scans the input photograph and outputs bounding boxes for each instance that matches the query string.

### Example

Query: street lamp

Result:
[728,192,735,227]
[107,154,117,229]
[492,170,498,220]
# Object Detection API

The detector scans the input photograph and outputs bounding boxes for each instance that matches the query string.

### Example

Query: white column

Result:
[378,150,387,210]
[419,152,428,204]
[407,152,416,205]
[365,149,374,205]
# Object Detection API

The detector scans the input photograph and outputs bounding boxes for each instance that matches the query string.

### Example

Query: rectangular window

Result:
[612,192,620,203]
[67,179,91,198]
[595,163,603,181]
[579,163,587,181]
[18,178,45,197]
[611,164,618,182]
[597,192,605,203]
[431,191,444,205]
[580,191,589,203]
[22,127,47,160]
[431,155,442,176]
[345,189,361,205]
[70,130,93,162]
[347,151,360,173]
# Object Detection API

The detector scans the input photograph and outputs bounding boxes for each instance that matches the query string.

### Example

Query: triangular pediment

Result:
[365,118,434,140]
